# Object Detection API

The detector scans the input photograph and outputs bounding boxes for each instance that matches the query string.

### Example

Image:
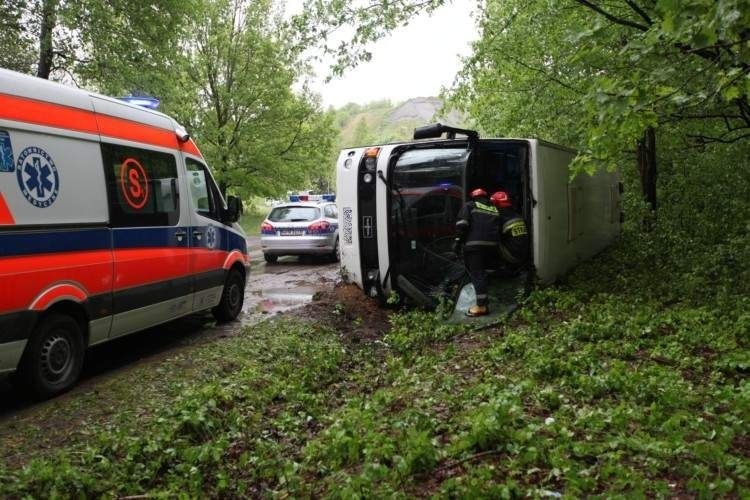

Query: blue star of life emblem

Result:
[16,146,59,208]
[206,224,218,249]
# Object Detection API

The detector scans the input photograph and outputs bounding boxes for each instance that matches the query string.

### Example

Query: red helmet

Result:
[470,188,487,199]
[490,191,512,208]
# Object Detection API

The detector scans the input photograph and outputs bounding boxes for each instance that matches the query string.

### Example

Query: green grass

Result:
[239,209,267,236]
[1,154,748,497]
[1,221,747,497]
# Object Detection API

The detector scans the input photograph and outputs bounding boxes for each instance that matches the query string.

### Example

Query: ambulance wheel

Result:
[264,253,278,264]
[213,269,245,323]
[18,314,84,400]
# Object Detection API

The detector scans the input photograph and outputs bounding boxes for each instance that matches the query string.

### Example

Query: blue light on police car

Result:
[439,182,454,190]
[118,95,161,110]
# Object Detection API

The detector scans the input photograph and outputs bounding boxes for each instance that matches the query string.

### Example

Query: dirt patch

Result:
[303,282,393,343]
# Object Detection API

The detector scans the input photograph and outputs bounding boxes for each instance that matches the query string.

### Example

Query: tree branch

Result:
[573,0,649,32]
[623,0,652,26]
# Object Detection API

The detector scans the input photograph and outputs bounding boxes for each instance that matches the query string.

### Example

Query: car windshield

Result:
[268,206,320,222]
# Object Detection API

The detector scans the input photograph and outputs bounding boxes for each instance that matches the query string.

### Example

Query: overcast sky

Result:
[298,2,479,108]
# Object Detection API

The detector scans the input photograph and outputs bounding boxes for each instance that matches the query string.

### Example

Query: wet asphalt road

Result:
[0,237,339,415]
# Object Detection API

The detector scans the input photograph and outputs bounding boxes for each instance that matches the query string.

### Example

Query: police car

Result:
[0,69,249,398]
[260,194,339,263]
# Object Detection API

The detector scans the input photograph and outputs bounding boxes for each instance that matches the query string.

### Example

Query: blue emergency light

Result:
[322,194,336,202]
[289,195,300,202]
[118,95,161,110]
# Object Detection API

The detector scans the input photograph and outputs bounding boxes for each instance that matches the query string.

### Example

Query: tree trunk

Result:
[36,0,58,79]
[636,126,657,226]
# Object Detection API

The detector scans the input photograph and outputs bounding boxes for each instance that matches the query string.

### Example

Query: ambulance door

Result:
[103,144,193,338]
[184,157,227,311]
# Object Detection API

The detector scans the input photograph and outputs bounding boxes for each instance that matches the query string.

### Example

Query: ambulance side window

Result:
[186,158,221,222]
[101,144,180,227]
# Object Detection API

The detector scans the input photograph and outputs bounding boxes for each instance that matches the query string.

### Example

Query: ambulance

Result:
[0,69,249,398]
[336,123,622,312]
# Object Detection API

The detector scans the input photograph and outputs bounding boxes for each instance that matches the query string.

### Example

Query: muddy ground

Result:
[0,254,397,467]
[0,256,349,417]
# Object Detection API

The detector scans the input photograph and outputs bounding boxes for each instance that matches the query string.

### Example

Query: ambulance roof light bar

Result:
[118,95,161,110]
[413,123,479,141]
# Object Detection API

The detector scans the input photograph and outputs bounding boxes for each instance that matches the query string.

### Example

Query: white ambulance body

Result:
[0,69,249,398]
[336,124,621,302]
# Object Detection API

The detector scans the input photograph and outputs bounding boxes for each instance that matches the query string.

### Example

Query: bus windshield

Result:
[390,147,468,298]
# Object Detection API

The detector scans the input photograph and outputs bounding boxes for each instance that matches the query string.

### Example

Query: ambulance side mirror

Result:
[224,195,243,224]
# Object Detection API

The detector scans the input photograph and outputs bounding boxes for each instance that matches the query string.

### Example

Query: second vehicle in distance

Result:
[260,198,339,263]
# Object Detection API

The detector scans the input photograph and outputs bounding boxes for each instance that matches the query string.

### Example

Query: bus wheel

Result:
[213,268,245,323]
[18,313,84,400]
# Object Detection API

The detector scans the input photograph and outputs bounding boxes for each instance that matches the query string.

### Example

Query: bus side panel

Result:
[531,141,575,283]
[569,167,621,262]
[531,141,621,283]
[336,148,365,286]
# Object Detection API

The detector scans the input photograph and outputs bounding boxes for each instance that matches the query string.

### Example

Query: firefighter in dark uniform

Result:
[453,188,501,316]
[490,191,529,271]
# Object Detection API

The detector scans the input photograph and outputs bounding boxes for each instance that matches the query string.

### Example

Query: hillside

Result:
[334,97,466,148]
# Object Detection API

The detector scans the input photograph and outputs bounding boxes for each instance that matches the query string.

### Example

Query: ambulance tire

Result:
[213,269,245,323]
[18,314,84,400]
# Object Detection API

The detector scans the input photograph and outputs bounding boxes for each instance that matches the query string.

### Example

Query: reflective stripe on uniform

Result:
[502,217,525,231]
[465,240,499,247]
[473,201,499,215]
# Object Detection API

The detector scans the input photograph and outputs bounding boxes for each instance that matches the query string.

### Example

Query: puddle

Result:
[241,261,339,320]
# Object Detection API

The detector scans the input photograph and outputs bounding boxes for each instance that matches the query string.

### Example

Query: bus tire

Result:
[18,313,84,400]
[212,268,245,323]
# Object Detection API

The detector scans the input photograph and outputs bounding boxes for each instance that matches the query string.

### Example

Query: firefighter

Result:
[490,191,530,271]
[453,188,501,316]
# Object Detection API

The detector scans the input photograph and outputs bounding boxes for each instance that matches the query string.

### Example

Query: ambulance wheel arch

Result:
[18,304,88,399]
[212,264,245,323]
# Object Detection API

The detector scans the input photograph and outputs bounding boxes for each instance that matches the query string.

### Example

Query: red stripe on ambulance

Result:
[0,193,14,225]
[0,92,203,159]
[0,93,99,135]
[0,250,113,312]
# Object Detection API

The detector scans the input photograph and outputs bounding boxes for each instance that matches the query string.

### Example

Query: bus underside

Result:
[386,138,532,321]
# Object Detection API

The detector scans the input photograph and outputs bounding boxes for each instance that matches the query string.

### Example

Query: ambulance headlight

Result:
[365,157,377,172]
[344,158,353,169]
[363,172,373,183]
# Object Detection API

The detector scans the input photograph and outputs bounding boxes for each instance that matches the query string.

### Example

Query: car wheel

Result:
[18,313,84,400]
[264,253,278,264]
[331,237,340,262]
[212,269,245,323]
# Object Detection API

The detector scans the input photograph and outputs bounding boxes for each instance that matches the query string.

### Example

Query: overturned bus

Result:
[336,124,622,314]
